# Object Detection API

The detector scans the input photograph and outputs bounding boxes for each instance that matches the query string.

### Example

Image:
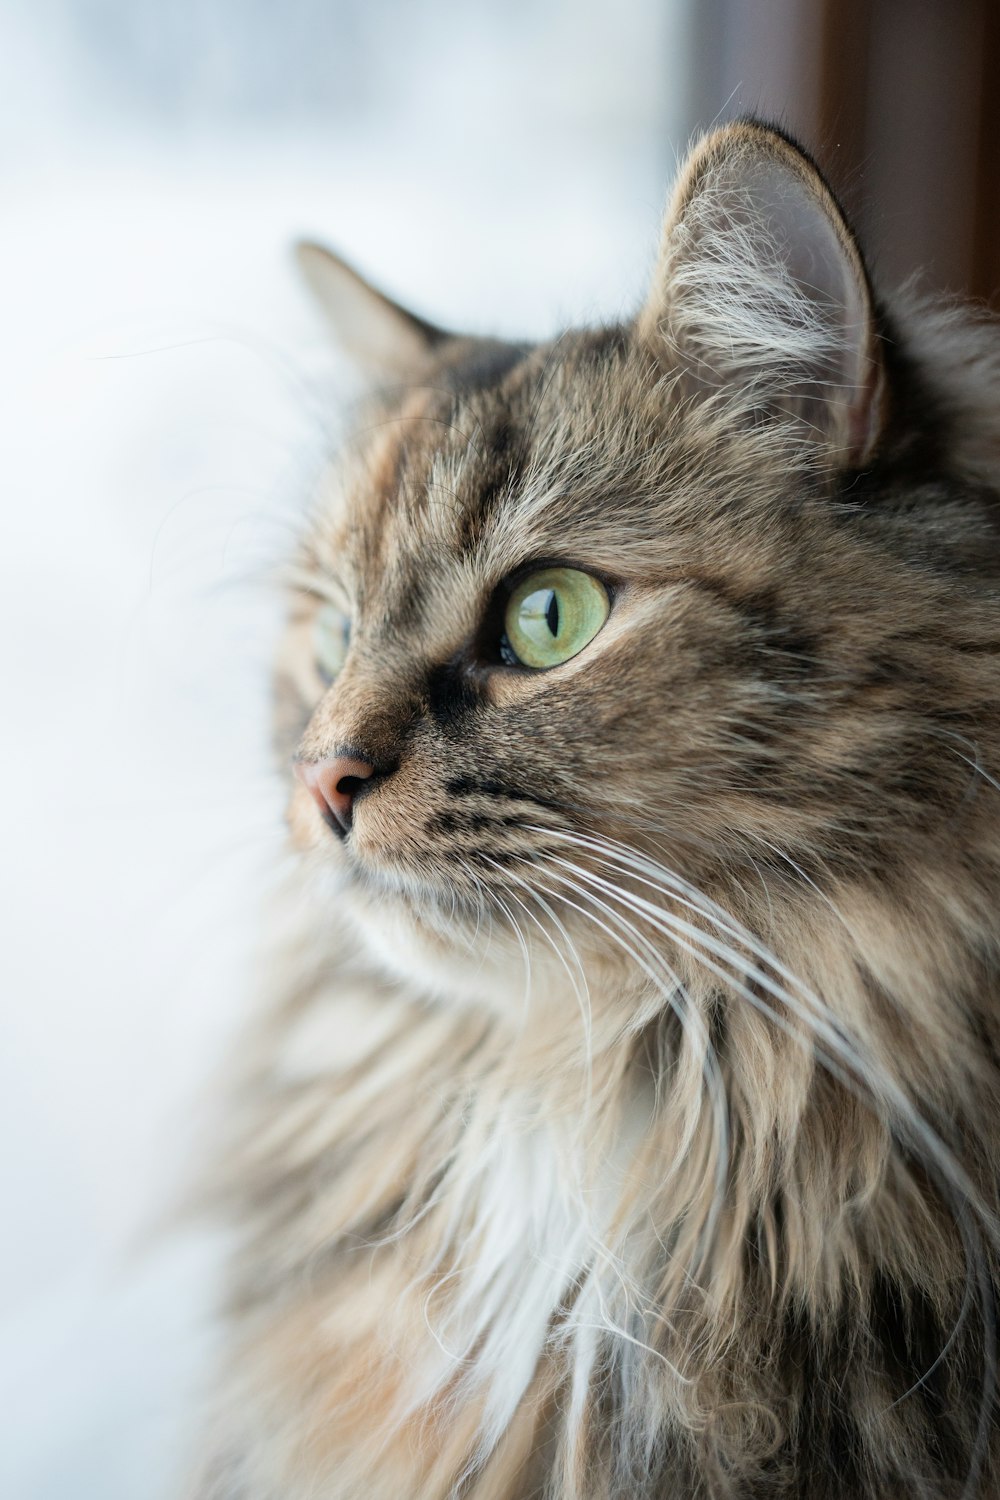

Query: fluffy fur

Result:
[190,122,1000,1498]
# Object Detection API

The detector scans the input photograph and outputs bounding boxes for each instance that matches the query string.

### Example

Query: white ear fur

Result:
[295,241,447,377]
[640,123,885,466]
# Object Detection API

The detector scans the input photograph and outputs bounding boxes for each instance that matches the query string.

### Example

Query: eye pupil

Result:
[545,591,559,637]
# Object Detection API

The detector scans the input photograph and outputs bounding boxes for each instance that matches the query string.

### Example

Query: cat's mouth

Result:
[330,826,485,927]
[350,852,461,912]
[330,783,498,915]
[295,769,568,963]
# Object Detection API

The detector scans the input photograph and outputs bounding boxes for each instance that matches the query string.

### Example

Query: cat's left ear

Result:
[639,121,885,467]
[295,241,449,377]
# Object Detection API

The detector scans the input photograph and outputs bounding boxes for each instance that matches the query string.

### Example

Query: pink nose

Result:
[295,754,375,836]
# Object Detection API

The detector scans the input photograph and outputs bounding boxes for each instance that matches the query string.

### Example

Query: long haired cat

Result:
[192,121,1000,1498]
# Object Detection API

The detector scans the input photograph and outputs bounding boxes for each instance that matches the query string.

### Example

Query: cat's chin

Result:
[329,861,544,1012]
[342,881,515,1009]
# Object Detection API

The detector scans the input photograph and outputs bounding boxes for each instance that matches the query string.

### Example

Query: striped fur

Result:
[190,122,1000,1498]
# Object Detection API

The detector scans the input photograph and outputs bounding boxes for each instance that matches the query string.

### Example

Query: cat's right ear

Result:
[295,241,448,377]
[638,121,886,467]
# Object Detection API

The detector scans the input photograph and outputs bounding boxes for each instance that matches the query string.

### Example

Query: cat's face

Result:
[279,124,997,1009]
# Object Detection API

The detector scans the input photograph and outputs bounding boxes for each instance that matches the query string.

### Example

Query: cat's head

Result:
[278,121,1000,1034]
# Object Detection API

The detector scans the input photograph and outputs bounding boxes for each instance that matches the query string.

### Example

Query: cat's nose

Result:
[295,753,375,837]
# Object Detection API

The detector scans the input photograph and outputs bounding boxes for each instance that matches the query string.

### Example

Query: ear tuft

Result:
[640,121,885,466]
[295,241,448,377]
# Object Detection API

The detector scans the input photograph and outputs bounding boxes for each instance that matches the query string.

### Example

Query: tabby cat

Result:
[192,121,1000,1498]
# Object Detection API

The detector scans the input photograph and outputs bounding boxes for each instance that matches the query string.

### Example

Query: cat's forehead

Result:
[310,326,741,622]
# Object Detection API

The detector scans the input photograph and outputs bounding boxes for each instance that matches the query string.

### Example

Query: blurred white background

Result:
[0,2,694,1495]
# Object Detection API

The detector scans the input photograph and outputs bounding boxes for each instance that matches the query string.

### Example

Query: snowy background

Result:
[0,2,694,1494]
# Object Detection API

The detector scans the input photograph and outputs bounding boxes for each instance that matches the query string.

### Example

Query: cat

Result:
[190,120,1000,1498]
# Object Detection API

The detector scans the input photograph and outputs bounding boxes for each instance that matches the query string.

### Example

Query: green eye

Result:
[315,603,350,683]
[502,567,610,669]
